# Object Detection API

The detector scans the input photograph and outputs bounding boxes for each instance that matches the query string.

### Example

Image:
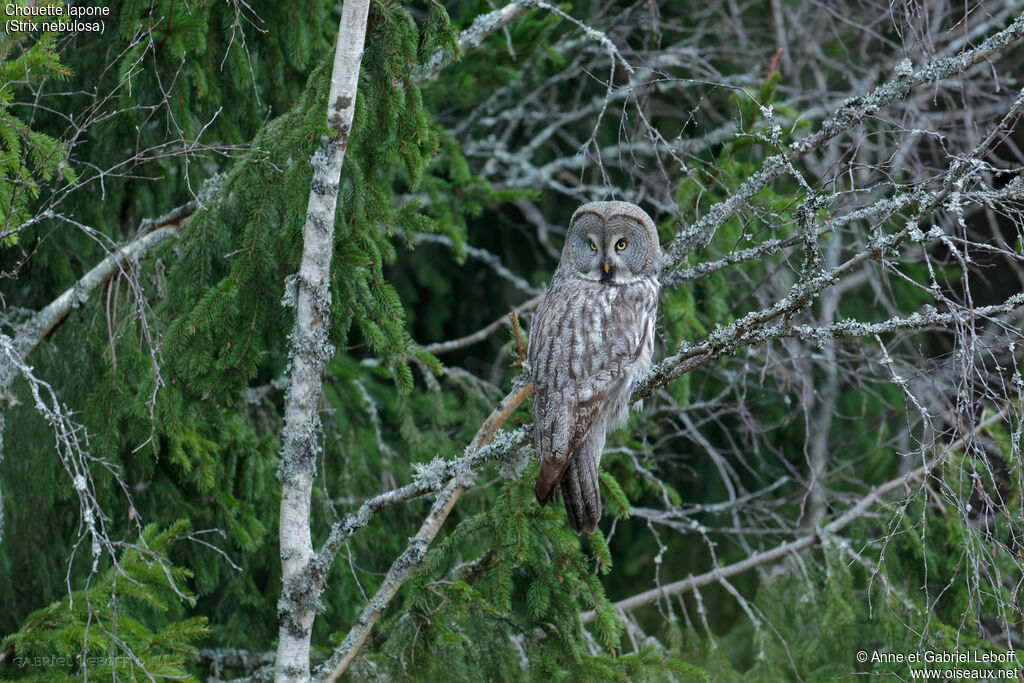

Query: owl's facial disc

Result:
[567,209,656,284]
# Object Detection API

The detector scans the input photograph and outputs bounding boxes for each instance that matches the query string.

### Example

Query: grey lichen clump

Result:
[470,425,532,469]
[497,443,533,480]
[280,274,300,309]
[412,455,453,490]
[195,171,227,209]
[410,423,535,491]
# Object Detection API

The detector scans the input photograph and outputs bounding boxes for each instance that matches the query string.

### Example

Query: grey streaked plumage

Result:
[529,201,661,534]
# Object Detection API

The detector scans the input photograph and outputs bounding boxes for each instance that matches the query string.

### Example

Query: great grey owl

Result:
[529,201,661,534]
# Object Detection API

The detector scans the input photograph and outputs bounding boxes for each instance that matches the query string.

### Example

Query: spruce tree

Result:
[2,2,1024,681]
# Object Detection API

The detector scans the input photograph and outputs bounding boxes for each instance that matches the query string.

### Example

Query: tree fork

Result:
[320,379,534,680]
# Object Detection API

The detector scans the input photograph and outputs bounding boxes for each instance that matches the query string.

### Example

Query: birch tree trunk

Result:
[275,1,371,680]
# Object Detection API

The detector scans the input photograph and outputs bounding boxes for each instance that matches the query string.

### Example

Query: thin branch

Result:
[419,295,542,355]
[662,12,1024,276]
[0,193,202,544]
[4,211,193,361]
[415,0,538,83]
[414,233,541,296]
[643,82,1024,399]
[763,292,1024,344]
[581,405,1013,622]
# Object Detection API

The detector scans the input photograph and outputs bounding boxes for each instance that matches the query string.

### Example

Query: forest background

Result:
[2,0,1024,680]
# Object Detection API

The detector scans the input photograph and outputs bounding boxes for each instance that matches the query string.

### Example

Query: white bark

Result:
[274,1,371,680]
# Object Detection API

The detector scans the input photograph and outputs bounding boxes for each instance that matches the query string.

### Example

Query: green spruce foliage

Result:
[2,0,1022,681]
[2,521,208,681]
[0,15,76,246]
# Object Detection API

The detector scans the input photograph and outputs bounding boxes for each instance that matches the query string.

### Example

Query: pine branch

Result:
[274,0,371,680]
[317,378,534,680]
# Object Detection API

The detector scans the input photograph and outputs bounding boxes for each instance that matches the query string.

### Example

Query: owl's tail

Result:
[559,452,602,534]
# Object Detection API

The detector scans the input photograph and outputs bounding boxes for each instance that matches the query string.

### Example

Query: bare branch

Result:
[419,295,542,355]
[581,406,1014,622]
[8,225,179,359]
[662,12,1024,275]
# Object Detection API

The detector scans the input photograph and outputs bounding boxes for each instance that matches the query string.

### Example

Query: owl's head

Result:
[563,201,661,284]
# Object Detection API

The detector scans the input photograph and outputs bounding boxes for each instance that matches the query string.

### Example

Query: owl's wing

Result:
[530,282,653,505]
[533,386,608,505]
[559,430,603,533]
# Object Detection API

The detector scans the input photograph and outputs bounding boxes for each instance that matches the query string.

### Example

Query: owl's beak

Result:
[603,261,610,275]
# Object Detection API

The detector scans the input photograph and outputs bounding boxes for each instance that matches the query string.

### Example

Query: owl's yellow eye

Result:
[615,239,627,251]
[589,240,597,251]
